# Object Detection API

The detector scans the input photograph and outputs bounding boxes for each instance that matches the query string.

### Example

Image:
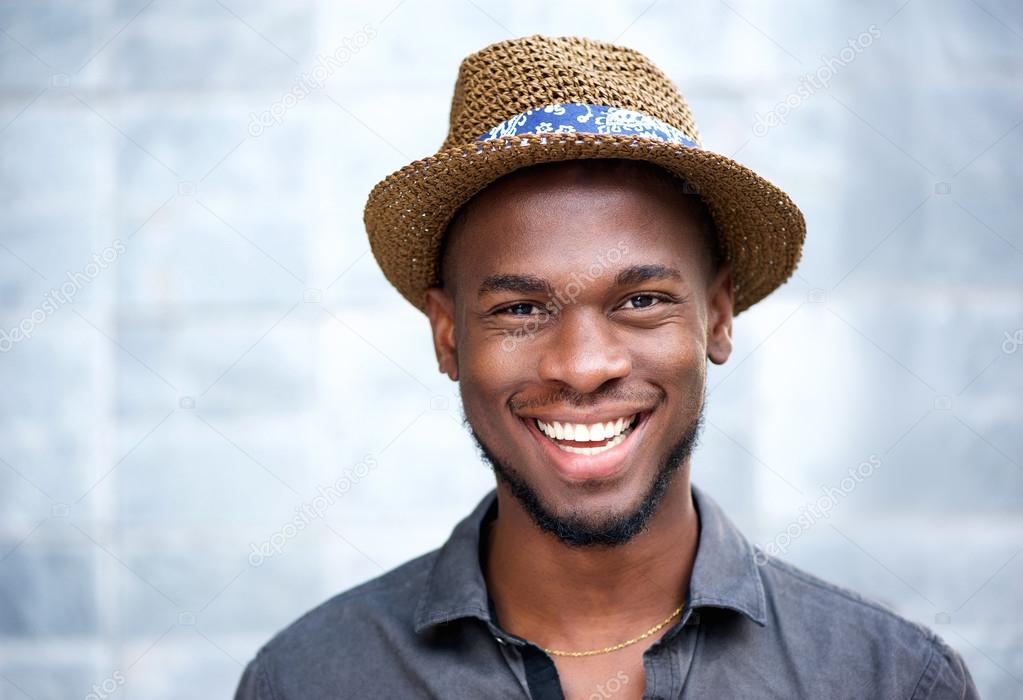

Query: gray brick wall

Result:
[1,1,1020,697]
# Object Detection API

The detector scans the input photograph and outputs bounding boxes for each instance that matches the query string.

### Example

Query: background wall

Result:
[1,1,1020,697]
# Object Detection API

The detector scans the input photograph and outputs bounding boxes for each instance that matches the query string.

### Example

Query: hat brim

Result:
[363,132,805,316]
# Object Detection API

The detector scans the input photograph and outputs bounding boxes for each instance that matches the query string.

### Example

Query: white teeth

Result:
[534,414,639,444]
[556,430,628,455]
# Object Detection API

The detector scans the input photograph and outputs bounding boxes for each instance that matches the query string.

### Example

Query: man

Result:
[235,35,978,699]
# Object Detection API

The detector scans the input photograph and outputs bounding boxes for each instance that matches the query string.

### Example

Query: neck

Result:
[483,471,699,651]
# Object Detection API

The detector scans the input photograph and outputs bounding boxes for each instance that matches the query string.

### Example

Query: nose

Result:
[536,307,632,394]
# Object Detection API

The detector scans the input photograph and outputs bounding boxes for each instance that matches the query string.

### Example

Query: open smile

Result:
[520,410,653,482]
[536,413,640,454]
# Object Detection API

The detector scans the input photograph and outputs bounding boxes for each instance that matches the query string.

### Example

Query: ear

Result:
[706,263,734,366]
[424,287,459,381]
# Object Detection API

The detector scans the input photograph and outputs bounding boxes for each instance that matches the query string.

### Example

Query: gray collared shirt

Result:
[233,484,979,699]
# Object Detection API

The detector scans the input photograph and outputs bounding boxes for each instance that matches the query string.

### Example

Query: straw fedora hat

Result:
[363,34,805,316]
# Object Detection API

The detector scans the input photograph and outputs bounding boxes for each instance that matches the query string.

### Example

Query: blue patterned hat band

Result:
[478,102,700,149]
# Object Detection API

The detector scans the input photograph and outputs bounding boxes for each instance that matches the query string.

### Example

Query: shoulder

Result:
[233,549,440,699]
[268,548,437,649]
[756,554,979,698]
[759,552,932,640]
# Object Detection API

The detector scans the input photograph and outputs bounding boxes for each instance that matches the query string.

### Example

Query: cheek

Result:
[632,330,707,403]
[458,334,532,419]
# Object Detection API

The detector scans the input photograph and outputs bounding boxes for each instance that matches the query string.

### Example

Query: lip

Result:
[519,408,648,426]
[521,409,652,483]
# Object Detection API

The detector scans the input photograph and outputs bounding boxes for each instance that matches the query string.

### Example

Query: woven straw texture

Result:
[364,35,806,316]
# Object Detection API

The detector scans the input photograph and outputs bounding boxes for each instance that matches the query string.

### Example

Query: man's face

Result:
[424,160,734,547]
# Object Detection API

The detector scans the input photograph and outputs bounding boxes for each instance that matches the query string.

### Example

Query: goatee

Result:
[465,403,705,548]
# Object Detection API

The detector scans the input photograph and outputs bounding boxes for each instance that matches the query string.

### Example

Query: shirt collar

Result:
[413,482,768,634]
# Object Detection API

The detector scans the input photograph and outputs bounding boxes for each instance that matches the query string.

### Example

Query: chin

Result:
[466,400,705,548]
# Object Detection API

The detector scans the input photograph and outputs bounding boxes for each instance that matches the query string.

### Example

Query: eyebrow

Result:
[613,264,683,287]
[477,274,555,299]
[476,264,684,299]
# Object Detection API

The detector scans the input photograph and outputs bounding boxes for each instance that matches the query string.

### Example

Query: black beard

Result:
[465,404,705,548]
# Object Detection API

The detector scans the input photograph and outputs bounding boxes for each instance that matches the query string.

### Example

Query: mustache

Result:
[508,387,664,413]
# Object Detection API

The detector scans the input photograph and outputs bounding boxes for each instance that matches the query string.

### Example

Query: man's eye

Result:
[498,302,539,316]
[621,294,662,310]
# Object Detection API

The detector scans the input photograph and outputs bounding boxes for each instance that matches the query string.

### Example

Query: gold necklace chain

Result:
[540,603,685,658]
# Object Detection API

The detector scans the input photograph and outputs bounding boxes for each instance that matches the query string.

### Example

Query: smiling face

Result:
[424,158,735,547]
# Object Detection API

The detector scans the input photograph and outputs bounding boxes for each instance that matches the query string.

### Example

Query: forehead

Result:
[444,161,711,291]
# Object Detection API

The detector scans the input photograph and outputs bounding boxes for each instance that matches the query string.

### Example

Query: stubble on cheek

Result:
[455,333,533,454]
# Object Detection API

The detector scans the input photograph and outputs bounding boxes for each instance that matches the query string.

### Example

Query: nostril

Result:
[536,364,633,396]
